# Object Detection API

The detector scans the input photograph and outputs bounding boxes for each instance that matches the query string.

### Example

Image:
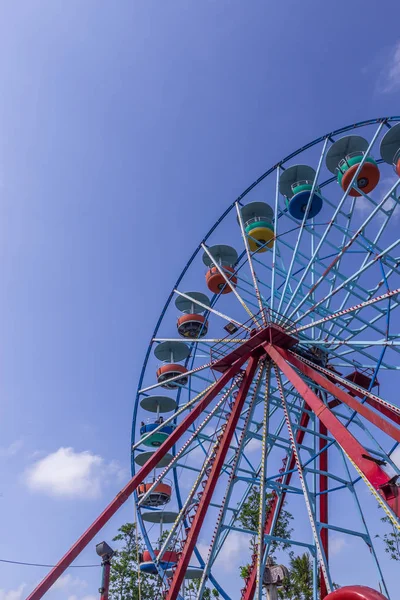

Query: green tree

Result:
[109,524,221,599]
[109,522,159,600]
[186,578,220,599]
[237,486,294,578]
[278,552,313,600]
[377,514,400,561]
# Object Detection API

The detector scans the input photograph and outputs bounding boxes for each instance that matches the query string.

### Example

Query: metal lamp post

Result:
[262,556,289,600]
[96,541,114,600]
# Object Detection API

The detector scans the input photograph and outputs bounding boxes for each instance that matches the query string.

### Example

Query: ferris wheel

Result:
[28,118,400,600]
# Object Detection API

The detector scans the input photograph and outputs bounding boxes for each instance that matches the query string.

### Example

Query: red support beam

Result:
[294,354,400,427]
[283,350,400,444]
[165,356,260,600]
[241,405,311,599]
[264,344,399,518]
[26,352,252,600]
[319,419,329,600]
[360,396,400,427]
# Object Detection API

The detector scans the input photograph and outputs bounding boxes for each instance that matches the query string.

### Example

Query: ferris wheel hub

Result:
[211,321,298,373]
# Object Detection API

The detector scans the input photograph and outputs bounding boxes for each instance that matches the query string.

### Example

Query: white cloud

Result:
[375,177,400,223]
[353,195,370,218]
[379,41,400,93]
[41,574,95,600]
[24,447,126,499]
[0,584,27,600]
[53,574,88,591]
[330,535,348,556]
[213,531,249,572]
[245,437,261,453]
[0,440,23,458]
[354,177,400,223]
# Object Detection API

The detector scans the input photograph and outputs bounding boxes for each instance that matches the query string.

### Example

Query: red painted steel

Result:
[212,324,297,373]
[241,407,311,599]
[26,351,251,600]
[265,345,399,517]
[291,354,400,426]
[165,357,259,600]
[328,375,400,427]
[345,370,378,391]
[283,350,400,444]
[357,396,400,427]
[100,561,111,600]
[319,419,329,600]
[325,585,388,599]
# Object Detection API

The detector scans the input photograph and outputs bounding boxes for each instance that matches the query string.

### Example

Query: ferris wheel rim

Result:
[131,117,400,599]
[132,116,400,411]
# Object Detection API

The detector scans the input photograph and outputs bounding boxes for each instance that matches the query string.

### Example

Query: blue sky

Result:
[0,1,400,598]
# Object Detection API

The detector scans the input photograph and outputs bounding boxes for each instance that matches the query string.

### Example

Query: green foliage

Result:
[278,552,313,600]
[186,578,220,599]
[239,564,251,580]
[158,529,175,551]
[377,515,400,561]
[109,522,159,600]
[237,486,294,559]
[109,523,221,599]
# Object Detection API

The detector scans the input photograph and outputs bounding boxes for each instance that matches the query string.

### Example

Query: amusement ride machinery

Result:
[27,118,400,600]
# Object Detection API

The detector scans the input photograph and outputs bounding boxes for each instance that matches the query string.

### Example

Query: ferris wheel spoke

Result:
[138,359,215,394]
[270,167,280,315]
[240,401,313,599]
[268,345,400,525]
[138,381,237,508]
[195,363,266,599]
[252,249,310,323]
[164,357,259,600]
[235,202,267,325]
[296,341,393,368]
[339,404,400,478]
[273,364,332,594]
[153,338,246,344]
[129,119,400,600]
[335,299,400,351]
[288,184,400,328]
[294,286,400,335]
[279,121,386,319]
[298,288,390,342]
[314,195,357,325]
[255,362,271,600]
[281,227,380,316]
[299,338,400,347]
[288,245,390,329]
[201,243,261,328]
[338,451,391,597]
[274,246,305,321]
[274,230,372,328]
[134,379,228,453]
[276,138,329,317]
[215,420,291,578]
[328,204,396,340]
[284,351,400,444]
[174,289,252,332]
[289,238,400,327]
[289,350,400,423]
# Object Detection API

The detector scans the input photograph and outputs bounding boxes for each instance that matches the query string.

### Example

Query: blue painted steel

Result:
[131,117,400,598]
